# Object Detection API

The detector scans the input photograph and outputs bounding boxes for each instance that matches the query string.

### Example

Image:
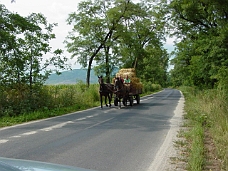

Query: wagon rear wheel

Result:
[114,98,118,106]
[136,94,140,104]
[129,96,133,106]
[122,97,127,106]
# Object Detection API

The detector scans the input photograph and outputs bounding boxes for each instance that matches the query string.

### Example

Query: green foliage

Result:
[0,4,70,117]
[179,86,228,170]
[65,0,168,86]
[0,83,100,118]
[168,0,228,89]
[142,81,162,93]
[0,4,69,85]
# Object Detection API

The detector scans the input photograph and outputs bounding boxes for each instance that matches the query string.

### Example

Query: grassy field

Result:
[177,86,228,171]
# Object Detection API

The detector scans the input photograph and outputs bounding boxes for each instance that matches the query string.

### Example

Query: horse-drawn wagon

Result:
[113,68,143,108]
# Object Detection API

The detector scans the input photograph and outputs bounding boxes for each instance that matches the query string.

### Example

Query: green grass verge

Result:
[178,86,228,171]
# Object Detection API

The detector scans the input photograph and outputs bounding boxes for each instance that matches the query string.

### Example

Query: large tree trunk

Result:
[85,1,130,86]
[105,46,110,83]
[86,60,92,87]
[86,44,104,87]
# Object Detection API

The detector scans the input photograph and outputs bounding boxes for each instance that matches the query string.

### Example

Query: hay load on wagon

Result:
[114,68,143,91]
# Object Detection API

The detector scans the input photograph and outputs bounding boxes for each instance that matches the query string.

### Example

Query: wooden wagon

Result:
[113,82,142,107]
[113,68,143,108]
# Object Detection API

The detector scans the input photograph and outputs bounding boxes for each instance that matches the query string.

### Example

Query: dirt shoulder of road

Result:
[147,91,186,171]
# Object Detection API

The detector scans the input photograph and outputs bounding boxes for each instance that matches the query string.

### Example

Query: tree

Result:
[167,0,228,88]
[0,9,67,87]
[65,0,168,86]
[0,5,68,114]
[65,0,134,86]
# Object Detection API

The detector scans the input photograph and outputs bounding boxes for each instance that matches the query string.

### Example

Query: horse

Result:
[113,77,128,108]
[98,76,114,108]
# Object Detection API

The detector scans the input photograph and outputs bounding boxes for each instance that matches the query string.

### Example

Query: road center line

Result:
[22,131,37,136]
[10,135,21,138]
[76,117,86,121]
[40,121,74,132]
[141,97,154,101]
[1,113,103,141]
[0,139,8,144]
[85,117,114,130]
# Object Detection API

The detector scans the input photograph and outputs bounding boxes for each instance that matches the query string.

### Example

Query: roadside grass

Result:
[0,83,161,128]
[0,83,100,128]
[178,86,228,171]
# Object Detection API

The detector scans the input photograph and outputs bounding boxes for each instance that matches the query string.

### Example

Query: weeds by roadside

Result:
[177,86,227,171]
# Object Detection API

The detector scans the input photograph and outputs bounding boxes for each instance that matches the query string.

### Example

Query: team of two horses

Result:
[98,76,127,108]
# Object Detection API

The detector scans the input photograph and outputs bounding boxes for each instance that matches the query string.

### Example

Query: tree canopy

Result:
[65,0,168,86]
[0,4,68,114]
[167,0,228,89]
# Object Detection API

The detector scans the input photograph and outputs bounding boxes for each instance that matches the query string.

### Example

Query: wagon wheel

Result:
[122,97,127,106]
[114,97,118,106]
[136,94,140,104]
[129,96,133,106]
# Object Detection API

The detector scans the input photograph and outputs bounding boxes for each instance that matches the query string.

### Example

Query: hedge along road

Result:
[0,88,184,171]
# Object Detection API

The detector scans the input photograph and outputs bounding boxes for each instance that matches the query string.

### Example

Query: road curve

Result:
[0,88,184,171]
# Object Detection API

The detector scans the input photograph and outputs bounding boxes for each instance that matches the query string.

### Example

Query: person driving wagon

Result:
[124,75,131,84]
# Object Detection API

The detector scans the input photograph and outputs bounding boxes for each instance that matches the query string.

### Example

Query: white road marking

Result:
[40,121,74,132]
[76,118,86,121]
[0,139,8,144]
[85,117,114,130]
[22,131,37,136]
[0,110,112,142]
[141,97,154,101]
[10,135,21,138]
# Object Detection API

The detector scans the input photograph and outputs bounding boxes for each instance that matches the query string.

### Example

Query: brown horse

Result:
[98,76,114,108]
[114,77,128,108]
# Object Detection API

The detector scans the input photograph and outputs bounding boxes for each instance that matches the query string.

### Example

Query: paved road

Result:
[0,88,183,171]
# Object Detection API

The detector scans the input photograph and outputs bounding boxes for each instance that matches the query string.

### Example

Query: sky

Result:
[1,0,175,70]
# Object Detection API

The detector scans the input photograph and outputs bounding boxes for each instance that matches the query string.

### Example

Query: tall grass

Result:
[0,83,100,127]
[179,86,228,170]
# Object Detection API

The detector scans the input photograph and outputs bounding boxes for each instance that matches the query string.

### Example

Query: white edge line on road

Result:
[147,91,185,171]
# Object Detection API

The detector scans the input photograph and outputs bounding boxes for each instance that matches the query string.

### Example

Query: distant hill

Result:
[45,69,98,85]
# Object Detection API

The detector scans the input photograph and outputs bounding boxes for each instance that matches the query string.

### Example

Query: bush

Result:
[142,81,162,93]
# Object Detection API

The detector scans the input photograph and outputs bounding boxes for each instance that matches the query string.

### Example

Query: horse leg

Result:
[110,92,113,107]
[118,96,121,109]
[105,95,108,107]
[100,94,103,108]
[108,93,111,107]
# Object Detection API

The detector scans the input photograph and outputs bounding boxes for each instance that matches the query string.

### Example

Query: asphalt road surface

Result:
[0,88,184,171]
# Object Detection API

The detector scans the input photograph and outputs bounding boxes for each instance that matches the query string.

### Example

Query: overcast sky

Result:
[1,0,174,70]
